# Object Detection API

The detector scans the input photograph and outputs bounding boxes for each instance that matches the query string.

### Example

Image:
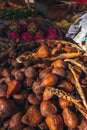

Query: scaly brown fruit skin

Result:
[40,100,57,117]
[9,112,23,130]
[39,66,53,79]
[34,44,50,58]
[51,59,67,68]
[52,67,65,77]
[46,114,63,130]
[41,73,58,88]
[58,98,73,109]
[32,81,44,95]
[43,87,53,101]
[62,108,78,129]
[58,81,74,93]
[0,98,18,118]
[28,93,42,105]
[7,80,22,97]
[25,66,37,79]
[22,105,43,126]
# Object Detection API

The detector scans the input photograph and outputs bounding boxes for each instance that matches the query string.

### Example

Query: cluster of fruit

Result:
[0,39,87,130]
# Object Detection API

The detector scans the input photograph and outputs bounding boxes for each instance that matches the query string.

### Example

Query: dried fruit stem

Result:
[49,52,83,61]
[50,87,80,104]
[50,87,87,119]
[68,64,87,108]
[65,59,87,73]
[47,40,83,51]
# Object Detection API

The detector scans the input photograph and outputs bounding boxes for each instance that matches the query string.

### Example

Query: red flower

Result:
[21,32,33,41]
[48,28,57,34]
[47,28,58,39]
[9,32,19,41]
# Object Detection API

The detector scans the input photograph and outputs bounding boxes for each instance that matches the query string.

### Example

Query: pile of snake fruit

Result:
[0,39,87,130]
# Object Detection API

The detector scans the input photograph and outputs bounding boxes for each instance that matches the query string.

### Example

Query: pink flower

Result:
[47,28,58,39]
[9,32,19,41]
[35,30,45,40]
[47,34,58,40]
[21,32,33,41]
[48,28,57,34]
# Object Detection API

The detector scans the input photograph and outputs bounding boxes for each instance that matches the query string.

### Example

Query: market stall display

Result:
[0,1,87,130]
[0,38,87,130]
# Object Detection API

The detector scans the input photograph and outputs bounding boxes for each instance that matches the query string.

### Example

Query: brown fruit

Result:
[58,98,73,109]
[0,98,18,118]
[51,59,66,68]
[40,100,57,117]
[62,108,78,128]
[1,68,10,77]
[78,118,87,130]
[25,66,37,79]
[58,81,74,92]
[46,114,63,130]
[13,90,28,105]
[15,70,25,80]
[43,87,53,101]
[34,44,50,58]
[9,112,22,130]
[39,66,53,79]
[7,80,22,97]
[22,105,43,126]
[24,78,34,89]
[52,67,65,77]
[32,81,44,95]
[13,94,25,105]
[41,73,58,88]
[0,84,7,97]
[28,93,42,105]
[66,70,76,85]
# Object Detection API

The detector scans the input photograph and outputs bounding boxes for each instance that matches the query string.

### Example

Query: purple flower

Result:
[21,32,33,41]
[35,30,45,40]
[9,32,19,41]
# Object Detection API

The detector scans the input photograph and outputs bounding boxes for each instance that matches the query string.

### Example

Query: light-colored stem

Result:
[68,64,87,109]
[50,87,87,119]
[65,59,87,73]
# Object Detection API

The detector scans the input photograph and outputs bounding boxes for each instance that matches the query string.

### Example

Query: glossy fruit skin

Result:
[62,108,78,129]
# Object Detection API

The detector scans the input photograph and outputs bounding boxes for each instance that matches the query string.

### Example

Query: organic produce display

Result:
[0,38,87,130]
